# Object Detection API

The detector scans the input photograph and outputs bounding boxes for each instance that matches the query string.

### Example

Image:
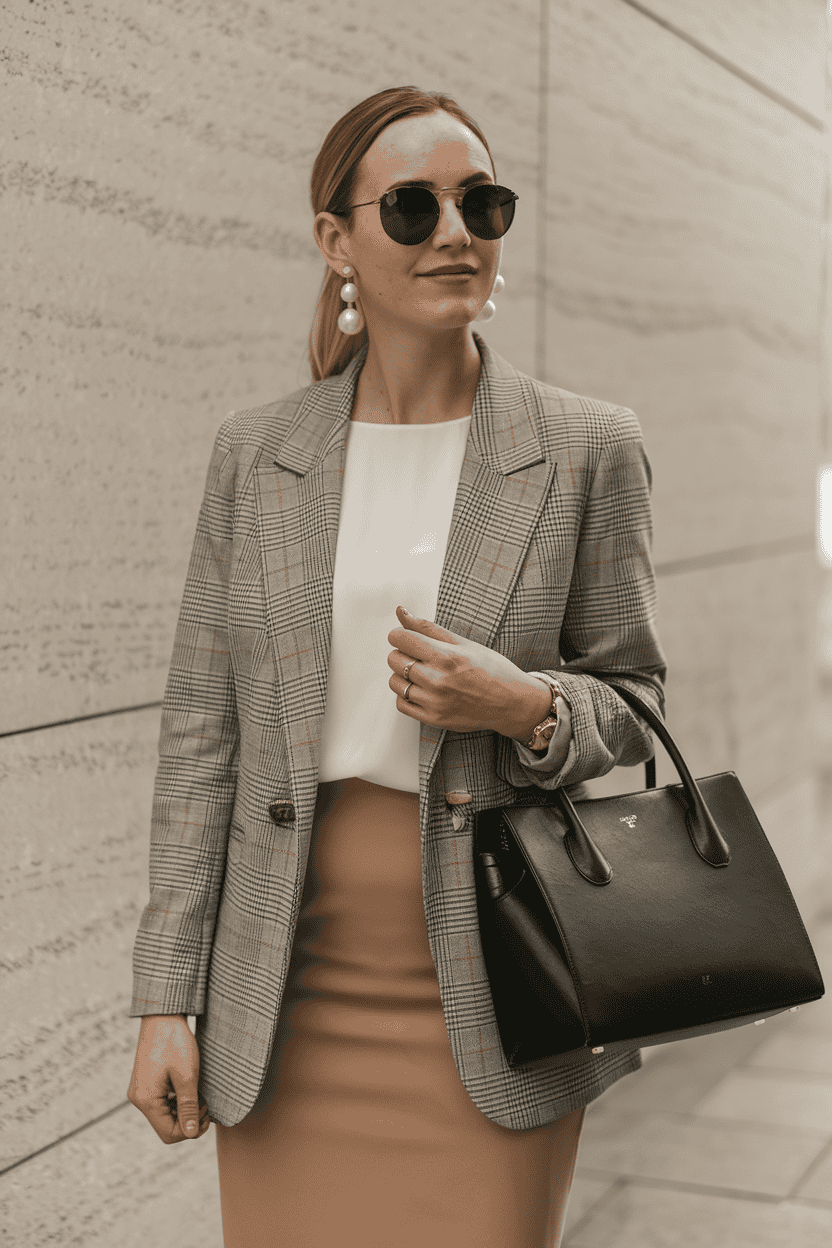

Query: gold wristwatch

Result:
[522,676,562,751]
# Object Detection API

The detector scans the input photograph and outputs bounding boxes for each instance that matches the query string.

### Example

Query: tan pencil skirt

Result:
[214,776,586,1248]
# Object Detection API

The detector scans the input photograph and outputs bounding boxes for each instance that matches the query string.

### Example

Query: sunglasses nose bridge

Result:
[433,192,471,243]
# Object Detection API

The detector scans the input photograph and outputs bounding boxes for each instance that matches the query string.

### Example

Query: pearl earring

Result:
[337,265,363,335]
[476,272,505,323]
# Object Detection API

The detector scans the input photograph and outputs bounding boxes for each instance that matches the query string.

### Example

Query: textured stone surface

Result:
[0,708,160,1170]
[640,0,827,120]
[544,0,825,565]
[576,1110,828,1197]
[0,1103,224,1248]
[797,1144,832,1202]
[694,1071,832,1132]
[653,552,817,790]
[565,1184,832,1247]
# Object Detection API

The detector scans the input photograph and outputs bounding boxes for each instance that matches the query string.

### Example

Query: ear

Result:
[313,211,353,273]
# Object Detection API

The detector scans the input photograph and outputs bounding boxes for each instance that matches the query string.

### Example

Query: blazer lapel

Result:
[253,352,363,819]
[254,335,557,810]
[421,340,557,791]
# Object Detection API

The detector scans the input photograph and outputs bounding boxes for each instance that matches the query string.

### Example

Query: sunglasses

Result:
[345,183,519,246]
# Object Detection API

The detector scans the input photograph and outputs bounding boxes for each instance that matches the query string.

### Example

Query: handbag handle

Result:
[555,677,731,886]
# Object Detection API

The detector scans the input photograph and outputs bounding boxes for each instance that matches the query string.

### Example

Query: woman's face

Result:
[316,111,502,334]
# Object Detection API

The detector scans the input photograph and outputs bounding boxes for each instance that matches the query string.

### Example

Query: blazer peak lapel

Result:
[420,336,557,790]
[254,352,365,814]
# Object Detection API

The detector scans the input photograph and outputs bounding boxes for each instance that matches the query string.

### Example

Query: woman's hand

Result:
[127,1015,211,1145]
[387,605,552,739]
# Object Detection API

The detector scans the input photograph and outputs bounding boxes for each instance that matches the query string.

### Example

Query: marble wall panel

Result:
[584,550,817,798]
[655,553,817,800]
[0,1103,224,1248]
[544,0,825,566]
[638,0,826,121]
[2,0,540,734]
[0,709,160,1169]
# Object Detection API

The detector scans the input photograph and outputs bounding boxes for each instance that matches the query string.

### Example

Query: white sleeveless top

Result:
[317,414,570,793]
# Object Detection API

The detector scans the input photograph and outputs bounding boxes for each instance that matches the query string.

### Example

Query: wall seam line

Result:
[0,701,163,740]
[618,0,825,131]
[0,1099,132,1178]
[655,534,814,578]
[535,0,549,382]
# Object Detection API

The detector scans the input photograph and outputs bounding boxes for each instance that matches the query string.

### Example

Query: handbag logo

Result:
[619,814,638,828]
[702,974,711,985]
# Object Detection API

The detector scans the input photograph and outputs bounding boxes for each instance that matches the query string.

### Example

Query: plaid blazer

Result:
[129,334,667,1130]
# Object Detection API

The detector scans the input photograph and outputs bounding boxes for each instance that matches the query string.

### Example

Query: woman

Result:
[127,87,666,1247]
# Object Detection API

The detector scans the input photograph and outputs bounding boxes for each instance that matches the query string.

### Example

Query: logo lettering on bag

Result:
[619,815,637,828]
[702,975,711,985]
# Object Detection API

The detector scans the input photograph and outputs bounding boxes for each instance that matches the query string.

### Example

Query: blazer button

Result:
[268,801,295,824]
[445,791,472,805]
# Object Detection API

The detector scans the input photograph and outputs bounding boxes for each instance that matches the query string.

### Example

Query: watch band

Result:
[523,676,562,750]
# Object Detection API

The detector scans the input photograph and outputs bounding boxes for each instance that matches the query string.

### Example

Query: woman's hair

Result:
[308,87,495,382]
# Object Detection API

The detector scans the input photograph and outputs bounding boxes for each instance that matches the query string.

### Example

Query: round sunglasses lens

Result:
[463,185,516,240]
[380,187,440,245]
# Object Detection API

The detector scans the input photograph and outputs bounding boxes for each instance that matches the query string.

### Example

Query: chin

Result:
[419,298,482,328]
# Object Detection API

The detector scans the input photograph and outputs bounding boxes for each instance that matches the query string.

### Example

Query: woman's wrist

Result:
[504,677,555,747]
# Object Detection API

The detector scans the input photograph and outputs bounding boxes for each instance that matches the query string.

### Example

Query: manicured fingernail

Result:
[399,606,409,615]
[186,1120,196,1131]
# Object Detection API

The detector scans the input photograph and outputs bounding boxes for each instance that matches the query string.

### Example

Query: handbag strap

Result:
[644,755,656,789]
[553,677,731,885]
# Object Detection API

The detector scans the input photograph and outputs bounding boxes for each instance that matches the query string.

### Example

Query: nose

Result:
[432,195,471,247]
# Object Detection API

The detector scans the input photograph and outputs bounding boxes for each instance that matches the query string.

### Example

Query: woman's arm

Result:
[129,416,242,1019]
[505,405,666,791]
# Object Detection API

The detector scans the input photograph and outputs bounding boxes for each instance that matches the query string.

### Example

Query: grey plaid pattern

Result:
[129,334,667,1130]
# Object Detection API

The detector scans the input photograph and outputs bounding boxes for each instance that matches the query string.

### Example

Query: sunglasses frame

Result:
[344,183,519,245]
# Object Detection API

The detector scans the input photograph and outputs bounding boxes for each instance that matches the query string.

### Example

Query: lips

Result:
[419,266,477,276]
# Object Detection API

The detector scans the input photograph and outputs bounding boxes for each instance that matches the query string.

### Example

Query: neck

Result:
[352,322,482,425]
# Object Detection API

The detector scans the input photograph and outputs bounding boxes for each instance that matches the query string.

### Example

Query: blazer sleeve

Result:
[129,416,241,1018]
[509,405,667,792]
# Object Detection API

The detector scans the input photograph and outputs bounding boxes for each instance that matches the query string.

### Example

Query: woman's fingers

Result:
[130,1081,187,1144]
[166,1090,212,1140]
[387,624,455,662]
[394,606,459,645]
[167,1083,203,1143]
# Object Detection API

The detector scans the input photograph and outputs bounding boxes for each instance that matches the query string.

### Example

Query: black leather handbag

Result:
[474,678,825,1068]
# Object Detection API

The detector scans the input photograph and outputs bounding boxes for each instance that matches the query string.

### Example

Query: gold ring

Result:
[403,682,413,701]
[403,662,413,680]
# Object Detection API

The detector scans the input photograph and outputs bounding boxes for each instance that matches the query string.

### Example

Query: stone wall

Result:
[1,1,828,1241]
